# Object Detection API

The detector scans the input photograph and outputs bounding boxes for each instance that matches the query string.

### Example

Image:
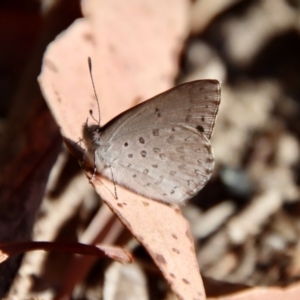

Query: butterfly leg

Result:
[88,150,97,183]
[109,166,118,199]
[82,148,88,169]
[75,137,84,146]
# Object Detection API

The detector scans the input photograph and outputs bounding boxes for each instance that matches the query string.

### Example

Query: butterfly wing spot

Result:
[143,169,149,174]
[127,164,131,168]
[185,136,199,142]
[170,190,175,194]
[145,183,151,186]
[205,168,212,175]
[159,154,166,160]
[133,174,137,178]
[185,115,192,122]
[194,144,210,153]
[153,129,159,136]
[175,146,185,153]
[141,150,147,157]
[178,164,186,170]
[154,175,164,185]
[139,137,145,144]
[187,180,197,188]
[195,169,205,176]
[152,164,158,168]
[201,116,205,122]
[206,157,214,164]
[157,112,161,118]
[124,142,129,147]
[166,135,175,144]
[153,147,161,153]
[204,144,211,152]
[170,171,177,176]
[128,154,133,158]
[196,125,205,133]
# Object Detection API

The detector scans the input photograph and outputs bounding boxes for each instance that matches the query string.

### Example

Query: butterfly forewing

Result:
[99,80,220,145]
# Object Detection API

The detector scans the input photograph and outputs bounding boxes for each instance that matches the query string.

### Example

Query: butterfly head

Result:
[82,123,102,151]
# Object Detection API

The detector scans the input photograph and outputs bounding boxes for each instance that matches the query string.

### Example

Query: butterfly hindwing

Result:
[97,124,214,204]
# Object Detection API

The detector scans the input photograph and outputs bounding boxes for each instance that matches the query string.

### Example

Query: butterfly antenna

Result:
[89,109,99,124]
[88,57,101,127]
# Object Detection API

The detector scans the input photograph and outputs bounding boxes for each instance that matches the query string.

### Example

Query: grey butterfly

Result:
[82,80,221,205]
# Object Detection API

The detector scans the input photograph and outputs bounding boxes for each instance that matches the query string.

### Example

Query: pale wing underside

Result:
[99,80,221,146]
[98,124,214,205]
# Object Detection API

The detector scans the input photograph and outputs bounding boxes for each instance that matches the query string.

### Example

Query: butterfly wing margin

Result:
[98,124,214,204]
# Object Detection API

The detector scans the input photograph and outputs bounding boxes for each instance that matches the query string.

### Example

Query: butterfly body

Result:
[82,80,221,205]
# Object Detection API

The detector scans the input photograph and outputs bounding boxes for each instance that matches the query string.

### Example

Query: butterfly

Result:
[82,59,220,205]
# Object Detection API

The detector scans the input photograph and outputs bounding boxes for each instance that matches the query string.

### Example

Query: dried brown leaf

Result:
[39,1,205,299]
